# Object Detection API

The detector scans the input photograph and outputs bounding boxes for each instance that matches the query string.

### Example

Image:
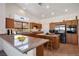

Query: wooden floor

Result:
[44,43,79,56]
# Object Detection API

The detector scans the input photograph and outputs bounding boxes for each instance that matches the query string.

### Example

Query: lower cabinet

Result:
[66,33,78,45]
[36,45,44,56]
[66,34,71,44]
[72,34,78,45]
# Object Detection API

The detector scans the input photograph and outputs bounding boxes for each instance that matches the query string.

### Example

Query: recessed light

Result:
[51,12,55,15]
[42,14,45,17]
[20,9,24,13]
[46,5,50,8]
[23,8,26,10]
[65,9,68,12]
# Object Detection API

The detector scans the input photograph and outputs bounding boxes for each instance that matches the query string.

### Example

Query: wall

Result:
[0,4,6,34]
[0,4,6,50]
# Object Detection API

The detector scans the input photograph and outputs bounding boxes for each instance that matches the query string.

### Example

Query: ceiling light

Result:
[42,14,45,17]
[65,9,68,12]
[23,8,26,10]
[51,12,55,15]
[19,9,24,13]
[46,5,50,8]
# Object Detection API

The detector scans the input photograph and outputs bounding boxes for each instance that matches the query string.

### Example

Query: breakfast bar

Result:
[22,32,60,49]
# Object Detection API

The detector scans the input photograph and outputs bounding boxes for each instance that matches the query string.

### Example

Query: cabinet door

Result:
[72,34,78,45]
[52,37,60,49]
[49,23,56,29]
[30,23,42,29]
[66,21,71,26]
[38,24,42,29]
[14,21,22,28]
[71,20,77,25]
[23,22,28,28]
[6,18,14,28]
[66,34,72,44]
[66,33,78,45]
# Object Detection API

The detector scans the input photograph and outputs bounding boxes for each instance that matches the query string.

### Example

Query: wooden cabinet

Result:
[66,21,71,26]
[23,22,28,28]
[66,33,78,45]
[66,20,77,26]
[6,18,42,32]
[6,18,28,28]
[6,18,14,28]
[52,37,60,49]
[66,20,78,45]
[14,21,22,28]
[49,20,78,45]
[66,34,72,44]
[30,22,42,29]
[71,20,77,25]
[49,21,66,30]
[72,34,78,45]
[49,23,56,30]
[36,45,44,56]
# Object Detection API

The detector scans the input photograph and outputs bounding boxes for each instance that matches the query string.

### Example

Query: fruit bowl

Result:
[17,36,25,42]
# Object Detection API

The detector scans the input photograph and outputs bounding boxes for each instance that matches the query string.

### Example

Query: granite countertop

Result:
[36,33,60,37]
[17,31,43,35]
[0,34,48,54]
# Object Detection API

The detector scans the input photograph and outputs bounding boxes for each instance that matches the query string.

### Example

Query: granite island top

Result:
[0,34,48,54]
[36,33,60,37]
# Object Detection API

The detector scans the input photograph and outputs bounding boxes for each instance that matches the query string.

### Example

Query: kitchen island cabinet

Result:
[23,33,60,49]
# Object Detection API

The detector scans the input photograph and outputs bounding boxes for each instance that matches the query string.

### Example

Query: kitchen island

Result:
[0,34,48,56]
[22,32,60,49]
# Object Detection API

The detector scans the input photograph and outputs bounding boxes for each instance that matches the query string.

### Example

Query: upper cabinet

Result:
[6,18,29,29]
[49,20,77,29]
[66,21,71,27]
[6,18,14,28]
[6,18,42,30]
[30,22,42,29]
[14,21,22,29]
[49,23,56,30]
[71,20,77,25]
[66,20,77,26]
[23,22,29,29]
[49,21,66,30]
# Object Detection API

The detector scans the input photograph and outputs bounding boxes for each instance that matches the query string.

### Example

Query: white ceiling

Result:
[17,3,79,19]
